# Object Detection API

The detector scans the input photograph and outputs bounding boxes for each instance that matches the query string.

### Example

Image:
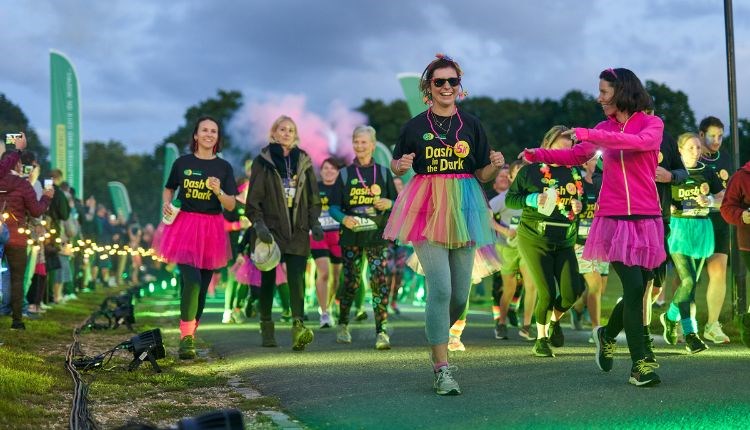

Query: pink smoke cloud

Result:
[229,94,367,169]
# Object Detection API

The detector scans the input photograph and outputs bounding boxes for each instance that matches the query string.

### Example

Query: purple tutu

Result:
[230,258,287,286]
[583,216,666,270]
[152,211,230,270]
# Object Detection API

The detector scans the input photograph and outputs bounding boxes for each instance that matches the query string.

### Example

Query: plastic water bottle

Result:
[162,199,181,225]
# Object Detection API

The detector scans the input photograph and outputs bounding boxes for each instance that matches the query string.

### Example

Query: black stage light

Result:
[122,328,166,373]
[177,409,245,430]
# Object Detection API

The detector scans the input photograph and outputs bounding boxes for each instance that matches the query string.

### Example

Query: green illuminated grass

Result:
[0,287,281,429]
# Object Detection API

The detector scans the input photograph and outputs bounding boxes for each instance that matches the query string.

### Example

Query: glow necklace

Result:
[426,107,469,158]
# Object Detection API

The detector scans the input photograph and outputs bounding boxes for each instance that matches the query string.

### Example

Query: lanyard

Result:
[355,164,376,195]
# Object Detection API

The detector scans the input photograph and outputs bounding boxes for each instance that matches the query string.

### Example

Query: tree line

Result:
[2,81,749,226]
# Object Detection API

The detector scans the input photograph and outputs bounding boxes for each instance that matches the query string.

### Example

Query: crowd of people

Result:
[0,132,159,332]
[4,55,748,397]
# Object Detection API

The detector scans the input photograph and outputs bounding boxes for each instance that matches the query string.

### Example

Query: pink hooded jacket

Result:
[526,111,663,217]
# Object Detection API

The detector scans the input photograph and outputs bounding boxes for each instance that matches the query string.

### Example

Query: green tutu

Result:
[668,217,714,259]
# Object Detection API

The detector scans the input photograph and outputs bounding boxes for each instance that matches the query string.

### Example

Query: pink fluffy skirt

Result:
[582,216,666,270]
[230,258,287,286]
[152,211,230,270]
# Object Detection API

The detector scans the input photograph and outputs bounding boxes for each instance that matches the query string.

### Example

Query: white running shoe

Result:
[221,310,232,324]
[704,321,730,344]
[447,335,466,352]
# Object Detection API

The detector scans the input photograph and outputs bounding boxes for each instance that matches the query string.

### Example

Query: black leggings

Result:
[179,264,214,321]
[517,239,583,323]
[605,262,653,362]
[259,254,307,322]
[670,253,700,319]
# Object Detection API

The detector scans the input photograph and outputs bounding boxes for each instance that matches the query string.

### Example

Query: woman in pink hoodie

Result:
[523,68,664,387]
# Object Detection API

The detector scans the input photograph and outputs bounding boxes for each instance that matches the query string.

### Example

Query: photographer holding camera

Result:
[0,149,53,330]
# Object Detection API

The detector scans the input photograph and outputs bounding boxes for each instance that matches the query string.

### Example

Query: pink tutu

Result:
[231,258,287,286]
[384,174,495,249]
[152,211,230,270]
[583,216,666,269]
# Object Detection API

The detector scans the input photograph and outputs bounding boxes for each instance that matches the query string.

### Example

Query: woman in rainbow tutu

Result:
[384,54,505,396]
[153,116,238,359]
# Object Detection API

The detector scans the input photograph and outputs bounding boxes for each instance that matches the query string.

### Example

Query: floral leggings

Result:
[338,245,392,333]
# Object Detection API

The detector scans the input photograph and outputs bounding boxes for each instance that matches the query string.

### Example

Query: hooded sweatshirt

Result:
[526,111,663,217]
[720,161,750,250]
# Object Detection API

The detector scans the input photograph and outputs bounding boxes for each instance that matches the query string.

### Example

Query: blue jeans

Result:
[0,265,10,315]
[413,242,475,345]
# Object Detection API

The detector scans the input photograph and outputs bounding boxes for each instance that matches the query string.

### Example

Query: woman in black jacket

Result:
[246,115,323,350]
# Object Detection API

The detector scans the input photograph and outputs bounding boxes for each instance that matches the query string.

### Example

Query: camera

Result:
[22,165,34,176]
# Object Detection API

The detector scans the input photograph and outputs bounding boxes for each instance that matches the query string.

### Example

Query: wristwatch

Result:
[217,189,225,197]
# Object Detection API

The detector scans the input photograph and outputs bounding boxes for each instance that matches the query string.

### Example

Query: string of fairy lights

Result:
[3,212,161,263]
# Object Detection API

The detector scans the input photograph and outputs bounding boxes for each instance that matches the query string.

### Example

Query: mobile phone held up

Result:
[4,133,22,151]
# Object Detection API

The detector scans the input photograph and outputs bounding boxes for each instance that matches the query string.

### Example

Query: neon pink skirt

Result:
[152,211,230,270]
[230,258,287,286]
[583,216,666,270]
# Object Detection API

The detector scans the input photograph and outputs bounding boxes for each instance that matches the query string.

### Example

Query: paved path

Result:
[195,302,750,430]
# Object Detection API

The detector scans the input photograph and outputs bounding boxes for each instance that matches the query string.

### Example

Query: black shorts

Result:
[710,212,730,255]
[311,248,343,265]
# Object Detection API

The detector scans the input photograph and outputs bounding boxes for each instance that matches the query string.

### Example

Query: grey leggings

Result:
[413,242,475,345]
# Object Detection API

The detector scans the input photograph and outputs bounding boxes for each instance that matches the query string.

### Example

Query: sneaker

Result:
[433,365,461,395]
[221,310,232,324]
[355,309,368,321]
[279,309,292,323]
[629,358,661,387]
[518,325,535,341]
[594,326,615,372]
[375,332,391,350]
[588,334,595,344]
[703,322,730,344]
[336,324,352,344]
[178,335,197,359]
[660,313,678,345]
[494,323,508,340]
[684,333,708,354]
[532,337,554,357]
[10,321,25,331]
[319,312,332,329]
[507,309,519,328]
[448,335,465,352]
[231,309,246,324]
[549,321,564,347]
[569,308,584,331]
[291,320,314,351]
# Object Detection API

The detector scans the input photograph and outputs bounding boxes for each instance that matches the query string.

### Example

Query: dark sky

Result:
[2,0,748,153]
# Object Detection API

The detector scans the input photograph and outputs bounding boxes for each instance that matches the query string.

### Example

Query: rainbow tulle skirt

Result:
[384,173,496,249]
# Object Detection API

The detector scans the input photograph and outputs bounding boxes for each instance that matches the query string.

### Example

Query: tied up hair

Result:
[419,53,466,103]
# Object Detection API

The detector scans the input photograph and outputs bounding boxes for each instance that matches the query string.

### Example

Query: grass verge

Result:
[0,286,282,429]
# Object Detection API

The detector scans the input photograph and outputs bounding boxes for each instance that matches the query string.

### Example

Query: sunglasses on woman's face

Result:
[432,77,461,87]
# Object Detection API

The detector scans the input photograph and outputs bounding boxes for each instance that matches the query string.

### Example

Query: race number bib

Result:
[283,178,297,208]
[319,211,340,232]
[578,219,592,238]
